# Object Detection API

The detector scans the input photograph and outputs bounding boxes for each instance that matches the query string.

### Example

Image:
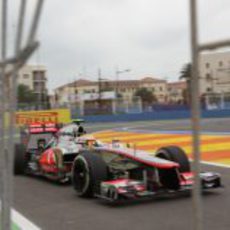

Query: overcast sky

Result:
[9,0,230,92]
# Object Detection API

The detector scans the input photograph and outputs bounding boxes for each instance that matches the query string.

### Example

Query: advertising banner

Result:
[14,109,71,126]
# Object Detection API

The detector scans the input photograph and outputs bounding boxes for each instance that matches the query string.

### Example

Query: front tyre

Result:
[156,146,190,173]
[155,146,190,190]
[72,151,108,197]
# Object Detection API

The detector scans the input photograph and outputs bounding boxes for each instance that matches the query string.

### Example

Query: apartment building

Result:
[200,51,230,94]
[18,65,48,104]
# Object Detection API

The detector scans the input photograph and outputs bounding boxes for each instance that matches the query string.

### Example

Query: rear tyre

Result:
[72,151,108,197]
[14,144,26,175]
[156,146,190,173]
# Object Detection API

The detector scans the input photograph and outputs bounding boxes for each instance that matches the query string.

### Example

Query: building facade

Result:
[199,51,230,94]
[54,77,168,106]
[18,65,48,106]
[167,81,187,104]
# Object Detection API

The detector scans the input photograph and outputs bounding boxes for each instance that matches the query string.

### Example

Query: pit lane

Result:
[14,118,230,230]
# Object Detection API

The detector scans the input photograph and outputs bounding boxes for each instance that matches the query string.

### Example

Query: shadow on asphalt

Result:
[14,174,72,186]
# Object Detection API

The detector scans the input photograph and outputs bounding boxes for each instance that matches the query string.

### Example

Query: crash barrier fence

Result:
[49,96,143,116]
[76,109,230,123]
[20,94,230,117]
[0,0,45,229]
[2,106,230,127]
[6,102,230,126]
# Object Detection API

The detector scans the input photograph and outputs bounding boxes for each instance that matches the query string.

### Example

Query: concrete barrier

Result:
[76,109,230,123]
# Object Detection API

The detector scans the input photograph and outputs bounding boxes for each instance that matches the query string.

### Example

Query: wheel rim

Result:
[73,157,90,194]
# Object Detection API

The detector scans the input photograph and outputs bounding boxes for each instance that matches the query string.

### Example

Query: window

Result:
[206,87,212,92]
[206,73,211,80]
[219,61,223,67]
[23,74,29,79]
[206,63,210,68]
[34,82,45,90]
[33,71,45,81]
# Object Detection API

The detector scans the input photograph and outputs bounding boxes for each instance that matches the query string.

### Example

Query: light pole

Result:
[115,68,131,98]
[97,68,107,111]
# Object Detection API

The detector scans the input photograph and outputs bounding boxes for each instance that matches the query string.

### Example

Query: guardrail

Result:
[77,109,230,123]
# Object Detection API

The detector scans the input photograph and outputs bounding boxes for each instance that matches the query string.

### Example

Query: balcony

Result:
[33,71,46,82]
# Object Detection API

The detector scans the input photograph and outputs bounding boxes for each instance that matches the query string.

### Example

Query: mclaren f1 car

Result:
[14,121,93,182]
[71,141,222,202]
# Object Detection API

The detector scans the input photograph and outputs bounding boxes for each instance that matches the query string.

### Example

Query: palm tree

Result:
[17,84,37,108]
[179,63,192,81]
[134,88,157,108]
[179,63,192,104]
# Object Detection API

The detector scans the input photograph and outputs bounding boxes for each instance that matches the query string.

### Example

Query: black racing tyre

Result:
[14,144,26,175]
[72,151,108,197]
[156,146,190,173]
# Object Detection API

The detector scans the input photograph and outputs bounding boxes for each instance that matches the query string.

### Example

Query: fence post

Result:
[189,1,203,230]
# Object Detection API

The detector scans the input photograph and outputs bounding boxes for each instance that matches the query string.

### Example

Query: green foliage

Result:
[179,63,192,81]
[180,63,192,105]
[17,84,37,103]
[134,87,157,105]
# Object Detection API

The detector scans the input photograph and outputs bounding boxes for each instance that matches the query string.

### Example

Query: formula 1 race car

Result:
[14,121,93,182]
[71,143,222,202]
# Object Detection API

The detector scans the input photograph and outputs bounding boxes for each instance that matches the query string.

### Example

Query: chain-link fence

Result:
[114,96,142,114]
[17,102,51,111]
[53,96,143,117]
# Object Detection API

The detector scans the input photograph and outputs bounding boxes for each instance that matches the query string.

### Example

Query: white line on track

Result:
[201,161,230,169]
[0,201,41,230]
[12,209,41,230]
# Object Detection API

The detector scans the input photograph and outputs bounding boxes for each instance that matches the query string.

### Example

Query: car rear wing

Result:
[19,123,61,146]
[28,123,60,134]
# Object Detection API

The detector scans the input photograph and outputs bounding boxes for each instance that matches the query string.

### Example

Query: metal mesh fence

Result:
[52,96,143,117]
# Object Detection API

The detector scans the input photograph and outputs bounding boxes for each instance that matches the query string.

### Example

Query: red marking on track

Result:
[201,150,230,161]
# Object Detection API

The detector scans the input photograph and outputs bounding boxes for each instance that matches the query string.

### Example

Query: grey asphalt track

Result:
[13,118,230,230]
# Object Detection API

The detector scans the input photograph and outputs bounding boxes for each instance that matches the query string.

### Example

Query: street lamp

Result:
[115,68,131,98]
[97,68,108,110]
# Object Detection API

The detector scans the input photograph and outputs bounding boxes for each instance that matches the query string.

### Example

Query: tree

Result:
[180,63,192,104]
[17,84,37,104]
[134,87,157,108]
[179,63,192,81]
